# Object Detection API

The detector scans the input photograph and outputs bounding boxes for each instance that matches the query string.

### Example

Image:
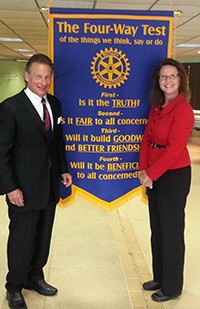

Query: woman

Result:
[139,58,194,302]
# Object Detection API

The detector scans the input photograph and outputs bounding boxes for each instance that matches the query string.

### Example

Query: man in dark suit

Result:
[0,54,72,309]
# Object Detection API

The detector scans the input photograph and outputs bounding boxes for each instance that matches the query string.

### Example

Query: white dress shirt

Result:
[24,87,54,129]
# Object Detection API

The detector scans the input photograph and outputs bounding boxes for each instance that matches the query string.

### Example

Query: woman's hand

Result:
[138,170,153,189]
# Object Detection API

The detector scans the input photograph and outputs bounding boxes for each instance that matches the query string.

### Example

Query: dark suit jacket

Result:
[0,90,68,211]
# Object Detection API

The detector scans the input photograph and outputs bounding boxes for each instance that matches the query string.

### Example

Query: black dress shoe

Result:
[24,279,58,296]
[6,291,27,309]
[151,289,181,302]
[142,280,161,291]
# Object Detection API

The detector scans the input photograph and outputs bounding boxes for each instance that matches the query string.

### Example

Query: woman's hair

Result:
[150,58,191,106]
[25,53,54,73]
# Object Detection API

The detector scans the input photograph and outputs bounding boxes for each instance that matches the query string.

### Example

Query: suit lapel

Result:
[20,91,49,138]
[47,95,58,138]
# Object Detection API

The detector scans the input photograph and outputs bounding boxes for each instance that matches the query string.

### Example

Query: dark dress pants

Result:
[147,166,191,295]
[5,181,56,293]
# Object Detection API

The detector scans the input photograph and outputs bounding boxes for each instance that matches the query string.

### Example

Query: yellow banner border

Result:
[58,184,148,210]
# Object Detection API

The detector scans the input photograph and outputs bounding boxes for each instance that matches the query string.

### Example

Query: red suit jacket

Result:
[139,93,194,181]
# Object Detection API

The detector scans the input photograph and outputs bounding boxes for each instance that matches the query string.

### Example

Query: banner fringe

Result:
[57,184,148,211]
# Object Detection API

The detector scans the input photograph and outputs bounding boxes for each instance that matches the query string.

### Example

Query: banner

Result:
[49,8,173,209]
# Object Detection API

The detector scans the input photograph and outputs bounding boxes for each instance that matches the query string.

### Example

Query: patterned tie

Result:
[41,98,51,137]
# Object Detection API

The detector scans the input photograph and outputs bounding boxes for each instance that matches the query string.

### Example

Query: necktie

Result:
[41,98,51,137]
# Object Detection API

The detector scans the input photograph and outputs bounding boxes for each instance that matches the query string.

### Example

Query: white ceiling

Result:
[0,0,200,61]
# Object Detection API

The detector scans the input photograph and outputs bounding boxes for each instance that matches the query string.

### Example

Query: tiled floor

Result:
[0,130,200,309]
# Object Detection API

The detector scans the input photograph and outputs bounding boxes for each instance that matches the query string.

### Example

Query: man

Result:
[0,54,72,309]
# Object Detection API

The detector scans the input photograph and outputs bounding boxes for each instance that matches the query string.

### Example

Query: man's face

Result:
[25,62,53,98]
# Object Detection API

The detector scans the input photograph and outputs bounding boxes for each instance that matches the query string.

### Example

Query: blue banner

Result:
[49,8,173,208]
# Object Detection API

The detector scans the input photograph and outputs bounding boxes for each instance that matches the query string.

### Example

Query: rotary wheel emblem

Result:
[91,48,130,89]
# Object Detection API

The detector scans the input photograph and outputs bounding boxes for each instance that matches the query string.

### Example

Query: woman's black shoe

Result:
[142,280,161,291]
[151,289,181,302]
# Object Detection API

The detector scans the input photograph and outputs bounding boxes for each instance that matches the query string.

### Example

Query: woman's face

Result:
[158,64,180,100]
